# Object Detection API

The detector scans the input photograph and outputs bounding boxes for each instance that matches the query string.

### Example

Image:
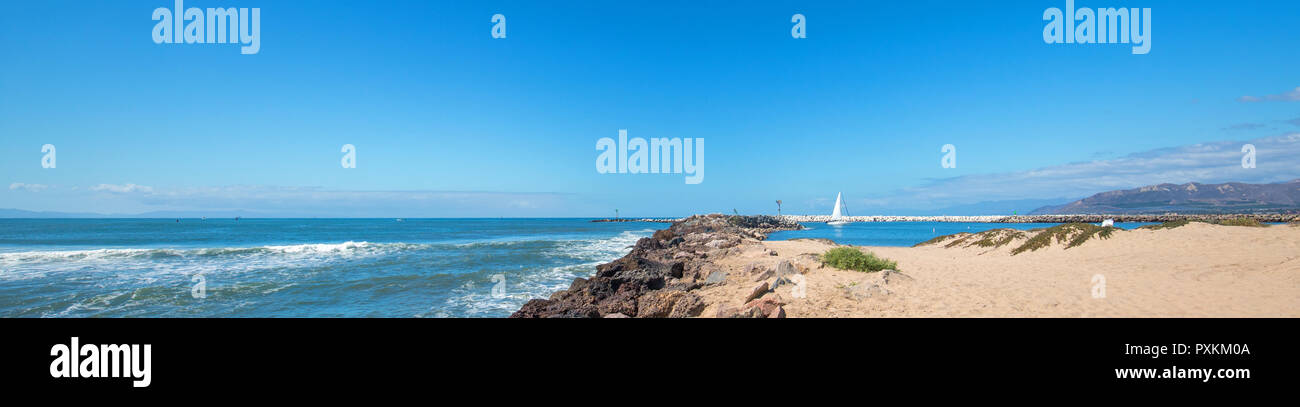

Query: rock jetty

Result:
[590,218,678,223]
[511,214,803,318]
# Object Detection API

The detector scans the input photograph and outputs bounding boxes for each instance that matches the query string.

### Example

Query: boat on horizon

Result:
[828,192,850,226]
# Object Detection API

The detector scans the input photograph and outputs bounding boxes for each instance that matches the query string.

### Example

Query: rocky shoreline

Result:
[512,214,804,318]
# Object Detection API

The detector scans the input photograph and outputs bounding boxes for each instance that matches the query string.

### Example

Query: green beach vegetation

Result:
[1137,219,1192,230]
[1011,223,1116,254]
[916,223,1118,255]
[915,216,1288,255]
[914,233,961,247]
[821,247,897,272]
[1138,217,1267,230]
[916,228,1027,249]
[1210,217,1266,227]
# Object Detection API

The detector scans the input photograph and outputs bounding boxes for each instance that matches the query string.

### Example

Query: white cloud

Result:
[8,183,50,192]
[1238,86,1300,103]
[90,183,154,193]
[1221,122,1267,131]
[93,185,588,217]
[860,133,1300,210]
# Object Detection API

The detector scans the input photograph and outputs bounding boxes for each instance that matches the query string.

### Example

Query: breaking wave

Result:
[0,226,657,318]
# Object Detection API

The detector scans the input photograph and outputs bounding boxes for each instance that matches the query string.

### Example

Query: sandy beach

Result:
[513,215,1299,318]
[694,222,1300,317]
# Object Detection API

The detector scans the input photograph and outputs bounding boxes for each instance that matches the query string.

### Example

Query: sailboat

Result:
[827,192,850,225]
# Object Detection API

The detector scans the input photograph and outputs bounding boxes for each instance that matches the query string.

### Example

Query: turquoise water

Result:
[0,219,656,318]
[0,219,1158,318]
[767,222,1158,247]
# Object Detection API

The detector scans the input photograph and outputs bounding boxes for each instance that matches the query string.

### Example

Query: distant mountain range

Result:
[1031,179,1300,215]
[875,198,1077,216]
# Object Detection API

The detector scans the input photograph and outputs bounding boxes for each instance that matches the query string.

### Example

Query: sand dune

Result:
[695,223,1300,317]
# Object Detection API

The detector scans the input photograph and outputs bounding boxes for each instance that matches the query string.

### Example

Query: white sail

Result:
[830,192,843,220]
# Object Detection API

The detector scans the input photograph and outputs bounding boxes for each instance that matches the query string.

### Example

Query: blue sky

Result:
[2,0,1298,217]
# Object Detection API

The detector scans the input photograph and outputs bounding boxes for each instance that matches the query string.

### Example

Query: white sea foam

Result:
[0,241,408,264]
[260,241,373,254]
[432,229,654,317]
[551,229,652,261]
[0,241,428,283]
[2,227,659,318]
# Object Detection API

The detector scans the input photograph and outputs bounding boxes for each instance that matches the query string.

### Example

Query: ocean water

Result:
[767,221,1158,247]
[0,219,1158,318]
[0,219,657,318]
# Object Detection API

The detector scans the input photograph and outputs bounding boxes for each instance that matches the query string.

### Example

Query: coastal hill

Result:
[1030,179,1300,215]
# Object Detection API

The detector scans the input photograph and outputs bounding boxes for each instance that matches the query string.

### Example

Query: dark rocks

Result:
[714,304,738,318]
[743,297,783,316]
[706,238,736,249]
[511,214,803,318]
[744,282,770,303]
[664,280,703,292]
[716,298,782,318]
[769,306,786,318]
[668,293,707,318]
[740,307,766,318]
[597,288,640,317]
[716,215,804,233]
[668,262,685,279]
[741,295,787,318]
[636,291,685,318]
[567,277,589,293]
[770,275,796,292]
[769,261,801,293]
[512,299,601,318]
